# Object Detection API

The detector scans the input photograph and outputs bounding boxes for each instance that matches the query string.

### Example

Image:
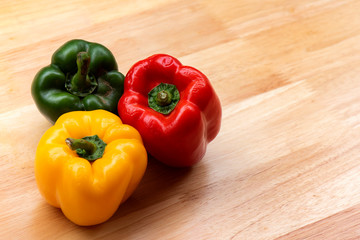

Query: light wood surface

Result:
[1,0,360,239]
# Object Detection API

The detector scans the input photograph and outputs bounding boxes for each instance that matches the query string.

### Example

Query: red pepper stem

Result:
[156,90,172,106]
[148,83,180,115]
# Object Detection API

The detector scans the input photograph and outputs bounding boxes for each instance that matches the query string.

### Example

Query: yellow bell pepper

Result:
[34,110,147,226]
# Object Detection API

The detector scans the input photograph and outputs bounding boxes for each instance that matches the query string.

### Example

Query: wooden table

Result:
[1,0,360,239]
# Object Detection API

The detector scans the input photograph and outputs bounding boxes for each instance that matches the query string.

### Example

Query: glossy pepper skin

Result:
[32,39,124,123]
[35,110,147,226]
[118,54,221,167]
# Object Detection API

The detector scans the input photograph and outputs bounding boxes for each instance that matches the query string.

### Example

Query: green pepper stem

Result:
[66,137,96,155]
[65,52,97,97]
[72,52,92,90]
[77,52,91,79]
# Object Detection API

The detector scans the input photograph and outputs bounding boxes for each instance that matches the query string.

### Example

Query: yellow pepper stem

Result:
[65,135,106,161]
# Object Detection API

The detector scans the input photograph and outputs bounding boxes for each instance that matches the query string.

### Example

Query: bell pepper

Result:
[34,110,147,226]
[118,54,221,167]
[31,39,124,123]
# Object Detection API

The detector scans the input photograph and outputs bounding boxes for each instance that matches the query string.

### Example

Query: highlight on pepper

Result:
[31,39,125,124]
[34,110,147,226]
[118,54,222,167]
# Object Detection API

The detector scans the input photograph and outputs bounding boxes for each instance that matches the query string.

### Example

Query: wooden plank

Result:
[1,0,360,239]
[276,204,360,239]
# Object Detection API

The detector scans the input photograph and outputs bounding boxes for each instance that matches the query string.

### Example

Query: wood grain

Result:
[1,0,360,239]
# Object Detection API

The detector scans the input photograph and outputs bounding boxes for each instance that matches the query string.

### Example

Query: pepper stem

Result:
[148,83,180,115]
[66,138,96,154]
[65,52,97,97]
[156,90,172,106]
[65,135,106,161]
[77,52,91,80]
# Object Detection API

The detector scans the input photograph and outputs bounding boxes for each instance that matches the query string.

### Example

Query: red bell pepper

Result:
[118,54,221,167]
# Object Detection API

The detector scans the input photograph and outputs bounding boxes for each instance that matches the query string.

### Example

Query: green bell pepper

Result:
[31,39,124,123]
